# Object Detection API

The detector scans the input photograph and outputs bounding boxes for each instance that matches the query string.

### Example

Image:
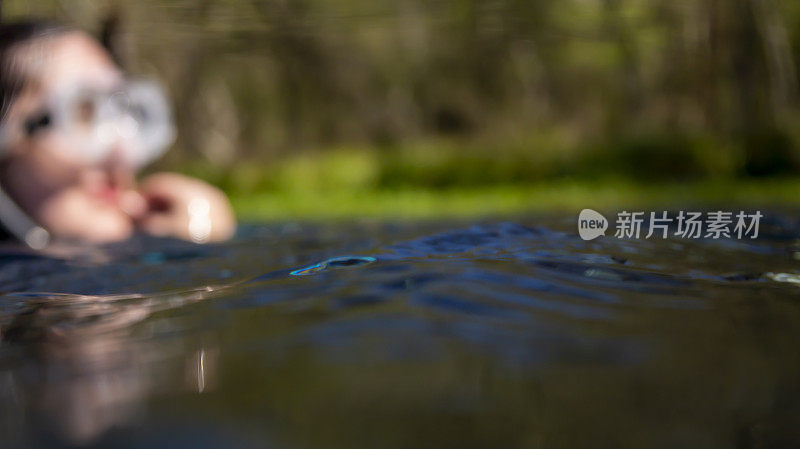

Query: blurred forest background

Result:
[3,0,800,218]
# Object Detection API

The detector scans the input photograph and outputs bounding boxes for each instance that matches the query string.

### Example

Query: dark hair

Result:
[0,20,70,122]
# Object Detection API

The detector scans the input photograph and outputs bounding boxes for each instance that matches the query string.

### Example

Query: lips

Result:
[93,182,121,205]
[83,166,132,208]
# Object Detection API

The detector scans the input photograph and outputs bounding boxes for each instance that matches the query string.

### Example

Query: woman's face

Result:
[2,31,143,243]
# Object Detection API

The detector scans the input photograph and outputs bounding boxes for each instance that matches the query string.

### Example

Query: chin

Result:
[38,195,135,244]
[53,219,134,244]
[80,223,135,243]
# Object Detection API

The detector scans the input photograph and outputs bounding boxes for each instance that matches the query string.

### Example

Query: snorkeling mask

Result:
[2,79,175,169]
[0,79,176,249]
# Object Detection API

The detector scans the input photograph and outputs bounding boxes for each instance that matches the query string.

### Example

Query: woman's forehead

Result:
[39,32,123,92]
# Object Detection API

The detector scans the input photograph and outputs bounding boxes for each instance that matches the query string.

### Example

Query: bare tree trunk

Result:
[751,0,798,112]
[602,0,643,115]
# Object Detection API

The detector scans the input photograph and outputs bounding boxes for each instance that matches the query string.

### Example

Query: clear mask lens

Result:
[54,80,175,168]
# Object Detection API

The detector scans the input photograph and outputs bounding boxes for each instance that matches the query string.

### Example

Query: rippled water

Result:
[2,214,800,448]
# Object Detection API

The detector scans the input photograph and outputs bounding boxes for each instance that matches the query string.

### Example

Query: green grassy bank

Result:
[172,138,800,220]
[225,179,800,221]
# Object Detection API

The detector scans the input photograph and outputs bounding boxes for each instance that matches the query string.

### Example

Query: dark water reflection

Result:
[2,215,800,448]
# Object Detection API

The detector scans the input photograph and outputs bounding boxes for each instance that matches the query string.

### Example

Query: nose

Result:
[104,129,143,169]
[104,141,126,168]
[103,142,136,187]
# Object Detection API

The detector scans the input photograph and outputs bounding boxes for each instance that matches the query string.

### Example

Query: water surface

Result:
[2,214,800,448]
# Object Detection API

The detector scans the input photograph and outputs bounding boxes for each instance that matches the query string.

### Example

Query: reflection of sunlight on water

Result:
[290,255,377,276]
[191,347,219,394]
[765,271,800,285]
[197,349,206,392]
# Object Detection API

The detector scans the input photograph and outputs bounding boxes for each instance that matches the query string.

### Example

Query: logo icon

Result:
[578,209,608,240]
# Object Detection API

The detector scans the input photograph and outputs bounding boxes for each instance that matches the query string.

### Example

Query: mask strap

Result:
[0,185,50,250]
[0,122,49,249]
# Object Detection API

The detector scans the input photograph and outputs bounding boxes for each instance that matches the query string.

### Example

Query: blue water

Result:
[2,215,800,448]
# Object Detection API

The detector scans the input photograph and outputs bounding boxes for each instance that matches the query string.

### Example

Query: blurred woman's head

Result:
[0,21,172,244]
